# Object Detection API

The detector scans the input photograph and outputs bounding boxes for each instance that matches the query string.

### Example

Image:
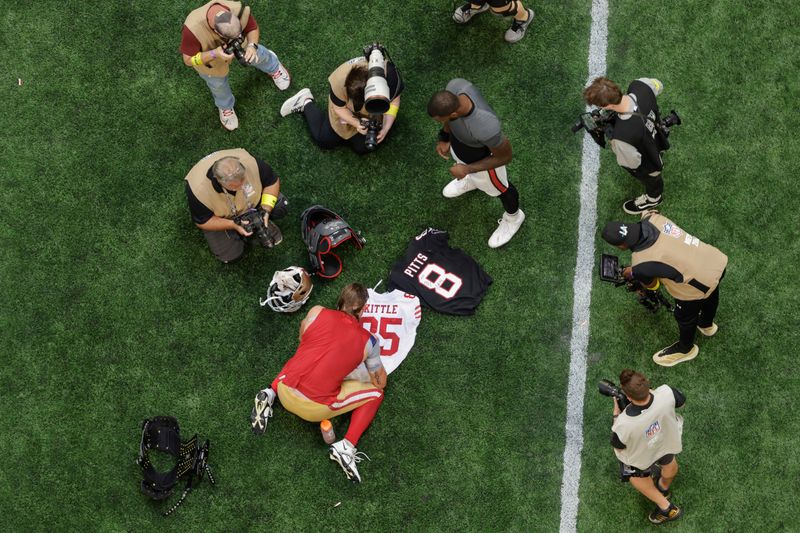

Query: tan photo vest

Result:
[185,148,262,219]
[613,385,684,470]
[633,213,728,301]
[184,1,251,77]
[327,57,385,140]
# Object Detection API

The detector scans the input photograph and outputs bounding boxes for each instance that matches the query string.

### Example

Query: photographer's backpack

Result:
[136,416,214,516]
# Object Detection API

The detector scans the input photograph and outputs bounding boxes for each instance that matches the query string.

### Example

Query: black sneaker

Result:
[623,194,662,214]
[648,503,683,524]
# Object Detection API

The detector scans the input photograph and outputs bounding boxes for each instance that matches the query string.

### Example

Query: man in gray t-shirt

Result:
[427,79,525,248]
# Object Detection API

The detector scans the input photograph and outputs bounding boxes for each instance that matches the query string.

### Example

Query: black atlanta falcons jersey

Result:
[388,228,492,315]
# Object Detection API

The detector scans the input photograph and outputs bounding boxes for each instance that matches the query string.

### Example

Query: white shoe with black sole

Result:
[250,388,275,435]
[329,439,369,483]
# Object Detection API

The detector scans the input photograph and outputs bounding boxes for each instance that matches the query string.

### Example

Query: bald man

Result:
[184,148,287,262]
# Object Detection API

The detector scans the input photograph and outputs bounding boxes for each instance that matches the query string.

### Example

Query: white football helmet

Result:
[260,266,313,312]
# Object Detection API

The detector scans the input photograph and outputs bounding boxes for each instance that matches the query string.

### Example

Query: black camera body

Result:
[572,107,681,150]
[234,208,274,248]
[362,117,382,151]
[224,36,249,66]
[598,379,630,410]
[599,254,674,313]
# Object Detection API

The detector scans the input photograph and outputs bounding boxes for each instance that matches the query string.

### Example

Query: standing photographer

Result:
[180,1,291,131]
[279,46,404,154]
[610,369,685,525]
[583,77,671,214]
[601,212,728,366]
[184,148,287,263]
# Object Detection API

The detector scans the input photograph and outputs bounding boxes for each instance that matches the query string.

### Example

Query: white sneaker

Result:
[250,387,275,435]
[219,108,239,131]
[329,438,370,483]
[442,177,477,198]
[453,2,489,23]
[488,209,525,248]
[270,62,291,90]
[280,88,314,117]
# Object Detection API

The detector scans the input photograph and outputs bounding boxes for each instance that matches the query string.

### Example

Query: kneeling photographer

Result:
[606,369,685,525]
[581,77,679,214]
[601,212,727,366]
[279,44,404,154]
[185,149,287,263]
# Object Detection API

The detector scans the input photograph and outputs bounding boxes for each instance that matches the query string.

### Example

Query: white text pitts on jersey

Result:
[403,253,429,278]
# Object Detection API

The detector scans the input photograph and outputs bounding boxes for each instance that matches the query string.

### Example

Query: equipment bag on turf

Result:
[136,416,214,516]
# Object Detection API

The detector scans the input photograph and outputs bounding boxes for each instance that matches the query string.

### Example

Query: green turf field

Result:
[2,0,798,530]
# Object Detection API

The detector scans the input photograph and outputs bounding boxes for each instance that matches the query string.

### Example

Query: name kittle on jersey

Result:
[362,303,400,314]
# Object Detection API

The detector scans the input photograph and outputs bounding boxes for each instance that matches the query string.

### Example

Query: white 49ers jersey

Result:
[359,289,422,374]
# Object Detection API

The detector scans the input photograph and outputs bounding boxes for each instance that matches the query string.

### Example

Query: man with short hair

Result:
[452,1,535,43]
[610,369,685,525]
[427,79,525,248]
[180,1,291,131]
[184,148,286,263]
[250,283,387,483]
[280,52,404,154]
[601,211,727,365]
[583,77,670,214]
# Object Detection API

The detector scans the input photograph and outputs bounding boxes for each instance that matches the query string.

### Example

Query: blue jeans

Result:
[199,45,281,110]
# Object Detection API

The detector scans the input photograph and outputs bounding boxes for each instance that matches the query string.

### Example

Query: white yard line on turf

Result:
[558,1,608,532]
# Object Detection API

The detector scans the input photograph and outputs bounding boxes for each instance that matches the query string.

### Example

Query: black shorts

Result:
[619,454,675,481]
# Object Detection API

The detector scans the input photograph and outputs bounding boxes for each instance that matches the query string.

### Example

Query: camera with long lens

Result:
[599,254,674,313]
[598,379,630,409]
[361,43,392,152]
[572,107,681,149]
[234,208,275,248]
[223,36,249,66]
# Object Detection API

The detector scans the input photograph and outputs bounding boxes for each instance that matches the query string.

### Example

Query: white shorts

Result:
[451,148,509,197]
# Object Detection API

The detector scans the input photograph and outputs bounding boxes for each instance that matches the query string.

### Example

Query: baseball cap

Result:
[601,221,640,246]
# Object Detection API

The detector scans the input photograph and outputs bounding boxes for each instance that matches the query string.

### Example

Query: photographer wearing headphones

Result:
[279,45,404,154]
[180,1,291,131]
[583,77,672,214]
[610,369,685,525]
[601,212,727,366]
[184,148,287,263]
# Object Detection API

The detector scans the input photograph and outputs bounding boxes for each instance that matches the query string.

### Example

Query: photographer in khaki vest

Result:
[610,369,685,525]
[180,1,291,131]
[185,148,287,263]
[279,51,404,154]
[602,211,728,366]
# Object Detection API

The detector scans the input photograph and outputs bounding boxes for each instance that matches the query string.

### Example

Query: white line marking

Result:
[559,1,608,531]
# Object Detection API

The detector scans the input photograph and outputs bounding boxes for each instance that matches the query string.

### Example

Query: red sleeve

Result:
[180,25,202,56]
[243,14,258,34]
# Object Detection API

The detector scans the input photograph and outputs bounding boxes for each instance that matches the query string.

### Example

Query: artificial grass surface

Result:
[1,0,797,531]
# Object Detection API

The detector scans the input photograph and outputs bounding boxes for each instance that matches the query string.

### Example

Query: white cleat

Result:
[250,388,275,435]
[329,438,369,483]
[488,209,525,248]
[453,2,490,23]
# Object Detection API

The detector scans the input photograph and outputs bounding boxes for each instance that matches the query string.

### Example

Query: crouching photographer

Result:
[607,369,686,525]
[601,212,727,366]
[279,43,404,154]
[580,77,679,214]
[185,149,288,263]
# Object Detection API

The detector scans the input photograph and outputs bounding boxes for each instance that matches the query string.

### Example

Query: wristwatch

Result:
[248,43,258,49]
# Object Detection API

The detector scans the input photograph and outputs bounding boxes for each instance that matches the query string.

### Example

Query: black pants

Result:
[674,284,720,350]
[302,102,370,155]
[629,168,664,198]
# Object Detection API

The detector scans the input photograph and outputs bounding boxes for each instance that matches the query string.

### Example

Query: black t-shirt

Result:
[610,80,666,174]
[329,62,405,112]
[185,159,278,225]
[611,387,685,449]
[388,228,492,315]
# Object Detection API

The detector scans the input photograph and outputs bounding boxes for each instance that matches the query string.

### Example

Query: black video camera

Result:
[599,254,674,313]
[224,36,249,66]
[598,379,630,410]
[234,208,275,248]
[571,109,616,147]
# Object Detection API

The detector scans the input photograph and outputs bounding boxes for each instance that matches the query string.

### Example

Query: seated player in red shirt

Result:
[250,283,387,483]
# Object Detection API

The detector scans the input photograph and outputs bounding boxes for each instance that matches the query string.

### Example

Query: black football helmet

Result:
[300,205,365,279]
